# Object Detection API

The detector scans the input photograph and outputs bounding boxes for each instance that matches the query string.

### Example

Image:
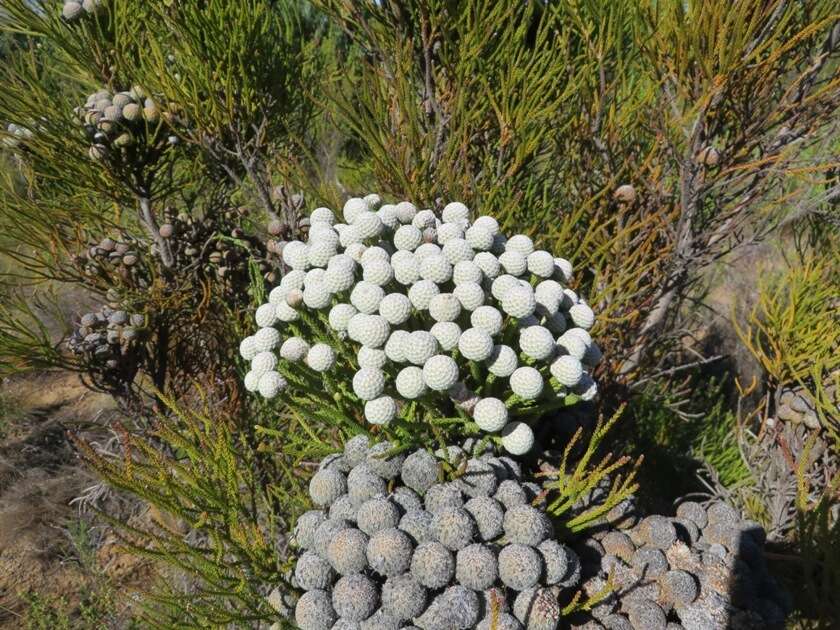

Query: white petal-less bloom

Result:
[285,289,303,308]
[473,251,501,279]
[280,337,310,362]
[501,421,534,455]
[569,302,596,330]
[308,242,336,268]
[347,313,369,343]
[328,303,357,332]
[441,239,474,265]
[343,197,368,224]
[251,351,278,376]
[393,254,421,286]
[310,207,335,224]
[377,204,399,230]
[363,260,394,286]
[453,282,485,312]
[379,293,412,325]
[353,211,384,239]
[328,252,356,271]
[396,366,427,399]
[395,201,418,224]
[239,336,258,361]
[360,246,390,264]
[353,368,386,400]
[385,330,410,363]
[519,326,555,361]
[357,346,387,370]
[243,370,260,392]
[309,224,339,246]
[501,285,537,319]
[442,201,470,224]
[394,225,423,251]
[304,268,325,288]
[408,280,440,310]
[258,371,287,399]
[356,315,391,349]
[557,331,587,360]
[491,274,520,301]
[505,234,534,256]
[414,243,442,260]
[269,285,289,306]
[306,343,336,372]
[437,222,464,244]
[303,283,332,309]
[339,224,364,248]
[458,328,494,361]
[498,251,527,276]
[275,301,300,323]
[527,251,555,278]
[283,241,310,270]
[429,293,462,323]
[365,396,397,425]
[255,303,279,328]
[510,367,543,399]
[452,261,482,285]
[350,281,385,314]
[420,254,453,284]
[404,331,439,365]
[465,225,494,251]
[473,398,508,432]
[430,322,461,352]
[323,265,356,293]
[554,257,573,282]
[472,215,500,236]
[565,287,584,309]
[487,344,518,377]
[412,209,436,230]
[535,279,563,307]
[253,327,281,352]
[345,242,367,262]
[549,355,583,387]
[471,306,503,336]
[422,355,460,391]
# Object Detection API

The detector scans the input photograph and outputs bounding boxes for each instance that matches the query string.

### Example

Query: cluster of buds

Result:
[61,0,106,23]
[74,87,175,165]
[292,439,581,630]
[2,123,33,149]
[239,195,600,456]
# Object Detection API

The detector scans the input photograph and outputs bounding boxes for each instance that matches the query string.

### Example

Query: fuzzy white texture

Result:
[306,344,336,372]
[396,366,427,399]
[430,322,461,352]
[365,396,397,425]
[473,398,508,432]
[518,326,555,361]
[422,355,460,391]
[428,293,462,323]
[550,355,583,387]
[453,283,485,312]
[353,368,386,401]
[471,306,503,336]
[501,421,534,455]
[458,328,494,362]
[408,280,440,310]
[329,304,357,332]
[281,337,310,362]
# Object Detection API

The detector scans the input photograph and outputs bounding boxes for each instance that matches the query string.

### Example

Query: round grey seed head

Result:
[344,434,371,467]
[326,527,369,575]
[381,573,427,621]
[410,541,455,589]
[424,483,464,514]
[309,468,347,507]
[367,441,406,480]
[456,543,498,590]
[504,505,553,546]
[401,449,441,495]
[367,527,414,577]
[399,510,434,544]
[494,479,529,509]
[431,507,476,550]
[295,589,336,630]
[332,574,379,622]
[498,544,543,591]
[357,497,401,535]
[464,496,505,542]
[347,463,387,505]
[294,510,327,550]
[295,551,335,590]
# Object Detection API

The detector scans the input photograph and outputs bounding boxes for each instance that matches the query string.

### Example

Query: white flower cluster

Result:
[240,195,601,455]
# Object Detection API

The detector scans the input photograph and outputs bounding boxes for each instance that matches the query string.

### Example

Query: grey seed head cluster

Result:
[240,195,601,455]
[562,500,790,629]
[292,443,581,630]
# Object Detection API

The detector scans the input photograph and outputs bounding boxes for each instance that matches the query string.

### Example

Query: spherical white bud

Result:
[408,280,440,310]
[491,274,520,301]
[303,283,332,309]
[505,234,534,256]
[569,302,595,330]
[275,301,300,323]
[254,327,281,352]
[501,285,536,319]
[442,201,470,224]
[353,368,386,401]
[328,303,357,332]
[239,336,258,361]
[268,286,289,307]
[258,371,287,399]
[437,222,465,244]
[350,281,385,314]
[510,367,543,399]
[366,396,397,425]
[412,209,436,230]
[304,269,326,289]
[498,251,527,276]
[472,216,500,235]
[429,293,462,323]
[310,207,335,225]
[423,355,460,391]
[501,422,534,455]
[554,257,573,282]
[453,282,485,312]
[556,331,587,360]
[307,343,336,372]
[430,322,461,352]
[527,251,555,278]
[549,355,583,386]
[280,337,310,362]
[395,201,418,224]
[377,204,399,230]
[280,269,307,291]
[251,351,278,377]
[385,330,410,363]
[518,326,555,361]
[255,303,279,328]
[471,306,503,336]
[404,331,439,365]
[308,242,337,268]
[394,225,423,251]
[353,211,383,239]
[452,261,482,286]
[343,197,368,224]
[465,225,494,251]
[473,252,500,279]
[458,328,494,362]
[473,398,508,432]
[420,254,453,284]
[345,242,367,262]
[396,366,427,399]
[357,346,388,370]
[379,293,412,325]
[356,315,391,349]
[414,243,442,260]
[363,193,382,209]
[486,345,518,377]
[363,260,394,286]
[393,254,421,285]
[323,265,356,293]
[243,370,260,392]
[283,241,310,270]
[441,239,474,265]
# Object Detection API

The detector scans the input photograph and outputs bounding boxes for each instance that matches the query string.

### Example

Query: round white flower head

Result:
[385,329,410,363]
[442,239,474,265]
[329,303,357,332]
[396,366,427,399]
[363,193,382,209]
[255,303,278,328]
[243,370,260,392]
[404,331,439,365]
[429,293,462,323]
[347,313,369,343]
[430,322,461,352]
[323,265,356,293]
[487,344,518,377]
[339,225,364,248]
[569,302,596,330]
[363,260,394,286]
[564,327,592,347]
[307,344,336,372]
[437,222,464,244]
[303,283,332,310]
[353,368,386,401]
[474,397,508,432]
[471,306,503,336]
[239,336,258,361]
[365,396,397,425]
[414,243,442,260]
[393,254,421,285]
[310,207,335,225]
[254,327,281,352]
[350,281,385,314]
[408,280,440,310]
[499,251,527,276]
[519,326,555,361]
[527,251,556,278]
[343,197,368,224]
[353,211,383,239]
[308,242,336,268]
[458,328,494,361]
[304,268,326,288]
[422,355,460,391]
[557,331,587,360]
[563,287,580,306]
[472,215,500,235]
[453,282,485,312]
[394,225,423,251]
[452,261,482,286]
[275,301,300,323]
[328,253,356,271]
[281,337,310,362]
[357,346,387,370]
[356,315,391,349]
[379,293,412,325]
[491,274,520,301]
[258,371,287,399]
[360,246,390,264]
[510,367,543,399]
[465,225,494,251]
[345,242,367,262]
[377,204,399,230]
[420,254,453,284]
[550,355,583,387]
[501,421,534,455]
[412,209,436,230]
[473,252,501,279]
[442,201,470,224]
[554,257,573,282]
[394,201,418,224]
[501,285,537,319]
[251,351,278,376]
[505,234,534,256]
[269,284,289,306]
